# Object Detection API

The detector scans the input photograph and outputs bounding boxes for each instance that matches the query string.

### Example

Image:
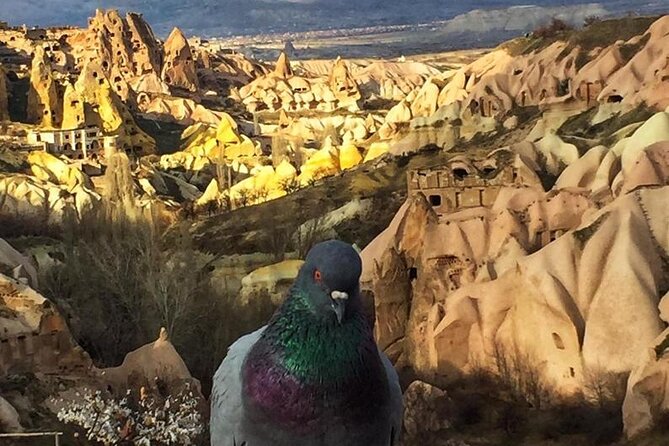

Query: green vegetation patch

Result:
[566,16,657,54]
[558,104,655,142]
[505,16,658,68]
[555,16,658,63]
[619,34,651,65]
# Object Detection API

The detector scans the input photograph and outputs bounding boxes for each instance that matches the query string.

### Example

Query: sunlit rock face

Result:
[374,15,669,142]
[237,52,436,114]
[27,46,62,128]
[68,61,156,154]
[161,27,199,92]
[364,137,669,398]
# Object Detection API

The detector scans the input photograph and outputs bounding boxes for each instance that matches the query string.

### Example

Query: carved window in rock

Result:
[552,332,565,350]
[429,194,442,207]
[16,335,27,357]
[434,256,465,291]
[452,167,469,181]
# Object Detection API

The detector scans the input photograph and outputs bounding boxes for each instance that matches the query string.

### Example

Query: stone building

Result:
[23,27,47,41]
[28,126,118,159]
[407,152,522,215]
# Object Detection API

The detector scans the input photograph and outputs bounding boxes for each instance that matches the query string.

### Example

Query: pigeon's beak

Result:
[330,290,348,324]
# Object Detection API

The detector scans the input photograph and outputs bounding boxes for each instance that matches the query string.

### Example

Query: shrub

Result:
[41,204,205,366]
[279,176,301,194]
[584,15,602,27]
[493,341,552,409]
[533,18,574,39]
[583,366,628,410]
[234,188,251,208]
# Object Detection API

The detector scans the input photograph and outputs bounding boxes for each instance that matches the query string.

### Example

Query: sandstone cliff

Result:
[161,27,199,92]
[363,138,669,402]
[27,46,62,127]
[68,61,156,154]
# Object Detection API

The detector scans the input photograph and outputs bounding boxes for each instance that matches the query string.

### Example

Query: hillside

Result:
[0,9,668,446]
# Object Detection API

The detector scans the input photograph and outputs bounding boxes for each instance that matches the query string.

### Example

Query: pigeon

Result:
[210,240,403,446]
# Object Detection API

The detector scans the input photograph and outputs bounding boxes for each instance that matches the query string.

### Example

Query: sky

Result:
[1,0,667,37]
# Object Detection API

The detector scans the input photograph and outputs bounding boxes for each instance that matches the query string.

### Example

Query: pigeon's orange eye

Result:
[314,270,322,282]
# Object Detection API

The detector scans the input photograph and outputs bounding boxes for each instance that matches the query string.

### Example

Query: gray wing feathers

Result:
[380,350,403,445]
[210,327,266,446]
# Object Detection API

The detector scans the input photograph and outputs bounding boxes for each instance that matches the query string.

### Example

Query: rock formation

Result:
[623,297,669,438]
[237,57,435,114]
[27,46,62,127]
[239,260,304,306]
[376,15,669,144]
[599,16,669,109]
[101,327,201,395]
[274,51,292,79]
[328,57,361,109]
[69,61,156,154]
[0,396,22,432]
[83,9,162,80]
[0,272,92,377]
[403,381,452,444]
[364,137,669,397]
[141,95,223,125]
[0,65,9,121]
[60,81,85,129]
[0,237,39,288]
[125,12,163,75]
[0,151,101,224]
[161,27,199,92]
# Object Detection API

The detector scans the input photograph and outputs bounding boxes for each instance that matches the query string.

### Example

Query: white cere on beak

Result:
[330,291,348,324]
[331,290,349,301]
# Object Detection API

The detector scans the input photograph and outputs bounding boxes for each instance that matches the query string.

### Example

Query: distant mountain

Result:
[2,0,668,38]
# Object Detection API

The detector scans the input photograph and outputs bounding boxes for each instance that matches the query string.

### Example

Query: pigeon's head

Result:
[297,240,362,325]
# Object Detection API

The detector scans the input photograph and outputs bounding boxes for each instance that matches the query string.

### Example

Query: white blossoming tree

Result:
[54,383,204,445]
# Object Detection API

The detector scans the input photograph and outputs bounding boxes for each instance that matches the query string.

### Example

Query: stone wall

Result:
[407,153,520,215]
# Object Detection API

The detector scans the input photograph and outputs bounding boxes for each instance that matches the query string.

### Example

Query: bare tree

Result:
[279,176,301,194]
[235,188,251,208]
[293,216,328,258]
[583,365,628,410]
[493,340,551,409]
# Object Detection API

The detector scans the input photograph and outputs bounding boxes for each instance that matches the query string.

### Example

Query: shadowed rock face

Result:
[0,66,9,122]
